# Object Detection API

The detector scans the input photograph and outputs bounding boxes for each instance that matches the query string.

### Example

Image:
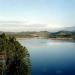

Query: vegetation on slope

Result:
[49,31,75,40]
[0,33,31,75]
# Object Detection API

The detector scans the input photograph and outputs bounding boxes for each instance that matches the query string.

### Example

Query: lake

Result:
[18,39,75,75]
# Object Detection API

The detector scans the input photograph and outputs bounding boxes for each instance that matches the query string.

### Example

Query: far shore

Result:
[16,37,75,41]
[16,37,42,40]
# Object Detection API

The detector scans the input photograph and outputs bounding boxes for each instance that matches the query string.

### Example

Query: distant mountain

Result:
[51,31,73,35]
[49,30,75,39]
[62,27,75,32]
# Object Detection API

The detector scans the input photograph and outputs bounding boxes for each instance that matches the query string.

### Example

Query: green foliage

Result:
[0,33,31,75]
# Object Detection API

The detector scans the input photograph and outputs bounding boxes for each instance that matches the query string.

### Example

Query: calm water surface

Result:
[18,39,75,75]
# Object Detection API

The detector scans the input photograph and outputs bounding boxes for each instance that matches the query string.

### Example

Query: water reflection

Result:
[19,39,75,75]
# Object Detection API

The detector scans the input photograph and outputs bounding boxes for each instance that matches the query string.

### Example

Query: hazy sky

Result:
[0,0,75,32]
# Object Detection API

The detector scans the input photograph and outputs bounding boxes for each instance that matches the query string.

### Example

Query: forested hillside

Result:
[0,33,31,75]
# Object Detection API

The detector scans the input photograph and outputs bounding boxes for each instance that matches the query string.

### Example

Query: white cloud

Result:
[0,21,64,32]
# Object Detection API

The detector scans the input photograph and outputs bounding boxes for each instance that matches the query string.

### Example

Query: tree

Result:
[0,33,31,75]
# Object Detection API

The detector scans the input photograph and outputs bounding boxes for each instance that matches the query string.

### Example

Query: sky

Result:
[0,0,75,32]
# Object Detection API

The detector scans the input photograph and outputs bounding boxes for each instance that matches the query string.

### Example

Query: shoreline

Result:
[16,37,75,41]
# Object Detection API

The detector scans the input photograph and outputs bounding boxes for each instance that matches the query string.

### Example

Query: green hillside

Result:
[0,33,31,75]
